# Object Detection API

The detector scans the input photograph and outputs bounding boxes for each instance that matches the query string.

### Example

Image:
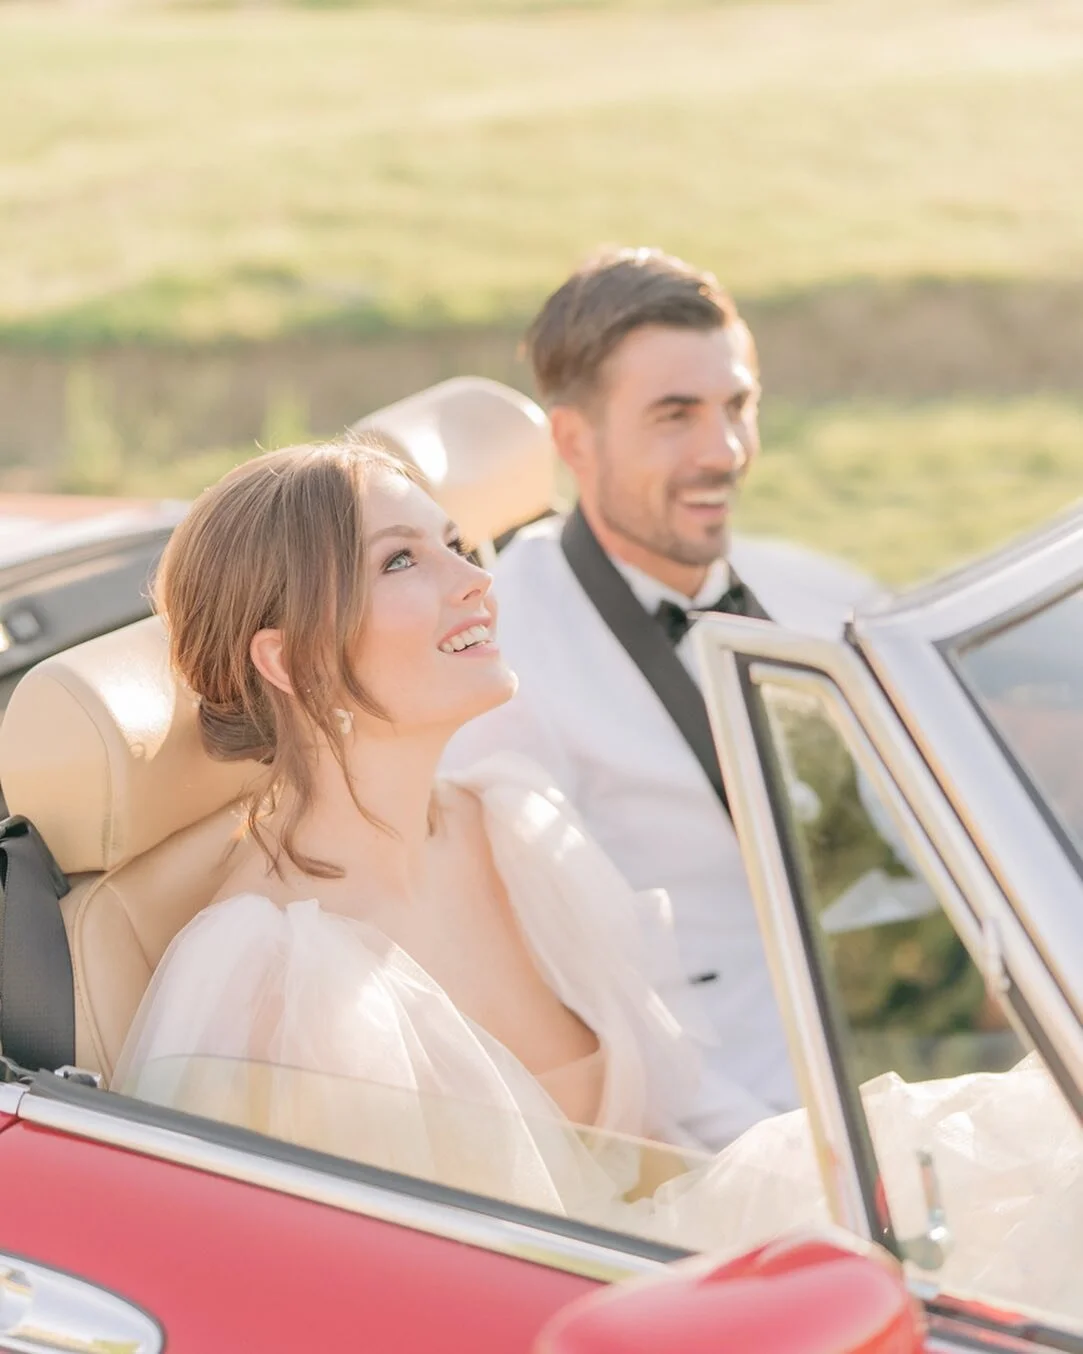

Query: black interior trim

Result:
[0,817,74,1072]
[927,1302,1083,1353]
[0,533,169,682]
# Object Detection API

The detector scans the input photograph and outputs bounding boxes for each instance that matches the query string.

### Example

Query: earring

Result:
[333,707,354,735]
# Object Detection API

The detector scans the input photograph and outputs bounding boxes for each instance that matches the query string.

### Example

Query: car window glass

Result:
[756,676,1083,1330]
[952,583,1083,856]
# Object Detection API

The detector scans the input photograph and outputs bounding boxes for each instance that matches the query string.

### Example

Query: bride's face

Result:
[353,470,517,731]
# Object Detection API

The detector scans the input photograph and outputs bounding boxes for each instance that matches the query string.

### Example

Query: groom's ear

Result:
[550,403,594,480]
[250,628,293,696]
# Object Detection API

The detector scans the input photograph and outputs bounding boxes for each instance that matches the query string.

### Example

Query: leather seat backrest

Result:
[351,376,556,548]
[0,616,258,1080]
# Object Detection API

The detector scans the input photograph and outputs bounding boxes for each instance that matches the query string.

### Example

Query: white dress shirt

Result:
[444,517,880,1147]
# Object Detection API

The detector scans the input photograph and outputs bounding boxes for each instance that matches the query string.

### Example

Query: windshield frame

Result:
[849,501,1083,1040]
[945,577,1083,874]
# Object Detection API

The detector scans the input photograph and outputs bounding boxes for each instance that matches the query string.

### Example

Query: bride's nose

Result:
[450,552,493,602]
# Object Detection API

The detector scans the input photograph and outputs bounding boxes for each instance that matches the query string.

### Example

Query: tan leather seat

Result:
[0,616,258,1080]
[351,376,557,550]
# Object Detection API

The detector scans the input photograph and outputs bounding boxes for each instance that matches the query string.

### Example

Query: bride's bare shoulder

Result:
[209,833,289,910]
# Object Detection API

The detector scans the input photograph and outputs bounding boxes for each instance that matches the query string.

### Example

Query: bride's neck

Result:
[274,726,448,896]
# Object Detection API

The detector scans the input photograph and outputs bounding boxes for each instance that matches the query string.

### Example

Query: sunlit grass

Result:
[747,397,1083,586]
[59,393,1080,590]
[2,0,1083,343]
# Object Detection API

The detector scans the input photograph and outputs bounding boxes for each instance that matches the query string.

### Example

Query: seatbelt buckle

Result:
[53,1066,103,1089]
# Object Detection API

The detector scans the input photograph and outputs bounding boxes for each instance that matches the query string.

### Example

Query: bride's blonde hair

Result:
[155,437,420,878]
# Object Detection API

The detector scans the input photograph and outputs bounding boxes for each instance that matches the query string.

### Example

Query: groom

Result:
[445,247,876,1146]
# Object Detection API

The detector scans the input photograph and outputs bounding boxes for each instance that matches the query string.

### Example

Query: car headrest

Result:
[0,616,257,875]
[351,376,555,546]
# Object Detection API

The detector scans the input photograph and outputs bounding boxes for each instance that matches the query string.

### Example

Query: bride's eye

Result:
[447,534,470,557]
[381,548,416,574]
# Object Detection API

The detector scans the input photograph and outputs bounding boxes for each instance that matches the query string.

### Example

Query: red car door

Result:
[0,1086,613,1354]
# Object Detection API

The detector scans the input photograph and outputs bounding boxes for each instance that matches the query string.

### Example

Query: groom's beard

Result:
[597,466,740,568]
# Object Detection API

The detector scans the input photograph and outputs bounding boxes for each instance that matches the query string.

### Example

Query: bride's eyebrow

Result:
[368,524,425,543]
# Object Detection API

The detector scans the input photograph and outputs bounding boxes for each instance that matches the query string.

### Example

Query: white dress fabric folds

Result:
[113,755,712,1215]
[114,754,1083,1321]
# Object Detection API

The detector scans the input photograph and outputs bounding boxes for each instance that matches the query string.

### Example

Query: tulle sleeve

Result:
[111,893,632,1216]
[444,753,708,1145]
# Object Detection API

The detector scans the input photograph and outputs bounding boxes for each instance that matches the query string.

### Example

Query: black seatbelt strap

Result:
[0,816,74,1072]
[560,506,736,810]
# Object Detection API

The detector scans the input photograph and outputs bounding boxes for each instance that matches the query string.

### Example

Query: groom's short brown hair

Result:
[525,246,747,410]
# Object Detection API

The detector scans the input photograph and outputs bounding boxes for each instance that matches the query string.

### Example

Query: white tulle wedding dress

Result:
[113,755,1083,1322]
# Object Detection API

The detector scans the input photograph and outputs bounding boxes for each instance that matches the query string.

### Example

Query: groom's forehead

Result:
[603,323,754,409]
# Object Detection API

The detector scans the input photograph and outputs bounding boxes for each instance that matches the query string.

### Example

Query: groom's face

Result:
[567,322,760,584]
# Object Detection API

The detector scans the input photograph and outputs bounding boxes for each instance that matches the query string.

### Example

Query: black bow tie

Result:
[655,581,753,646]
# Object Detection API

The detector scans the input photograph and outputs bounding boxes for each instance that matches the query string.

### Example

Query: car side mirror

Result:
[535,1230,925,1354]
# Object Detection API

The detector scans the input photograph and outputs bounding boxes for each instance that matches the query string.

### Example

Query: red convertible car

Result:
[0,380,1080,1353]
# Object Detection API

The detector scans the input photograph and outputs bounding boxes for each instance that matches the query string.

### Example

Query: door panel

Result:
[0,1121,595,1353]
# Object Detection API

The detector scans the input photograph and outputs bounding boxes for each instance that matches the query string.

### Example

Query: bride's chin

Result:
[456,664,519,722]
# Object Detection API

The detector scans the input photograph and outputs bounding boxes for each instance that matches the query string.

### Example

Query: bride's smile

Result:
[348,468,517,734]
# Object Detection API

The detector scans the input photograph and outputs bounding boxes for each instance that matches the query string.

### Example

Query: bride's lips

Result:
[437,615,499,657]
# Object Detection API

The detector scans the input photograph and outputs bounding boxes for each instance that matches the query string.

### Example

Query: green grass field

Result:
[59,389,1079,588]
[745,397,1083,584]
[3,0,1083,343]
[3,0,1081,587]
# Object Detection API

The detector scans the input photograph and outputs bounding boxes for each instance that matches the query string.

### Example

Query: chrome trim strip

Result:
[692,643,872,1240]
[694,617,1083,1101]
[922,1286,1083,1350]
[854,623,1083,1025]
[925,1322,1063,1352]
[16,1093,662,1284]
[0,1082,27,1116]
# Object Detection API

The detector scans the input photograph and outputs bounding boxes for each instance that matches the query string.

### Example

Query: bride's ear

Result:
[250,629,293,696]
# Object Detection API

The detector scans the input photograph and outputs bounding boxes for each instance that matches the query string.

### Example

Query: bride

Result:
[115,437,1083,1315]
[114,436,718,1215]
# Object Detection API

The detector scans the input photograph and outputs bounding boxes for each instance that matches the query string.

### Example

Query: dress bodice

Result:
[112,754,703,1213]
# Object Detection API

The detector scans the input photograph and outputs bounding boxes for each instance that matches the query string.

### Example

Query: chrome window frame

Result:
[690,620,1083,1234]
[851,505,1083,1031]
[694,616,1083,1109]
[745,662,1036,1067]
[694,614,1083,1351]
[689,633,877,1245]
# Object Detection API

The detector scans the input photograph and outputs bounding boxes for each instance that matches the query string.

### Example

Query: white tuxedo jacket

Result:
[444,517,879,1146]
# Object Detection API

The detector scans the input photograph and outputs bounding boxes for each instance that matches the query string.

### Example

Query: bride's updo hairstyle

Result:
[155,437,421,878]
